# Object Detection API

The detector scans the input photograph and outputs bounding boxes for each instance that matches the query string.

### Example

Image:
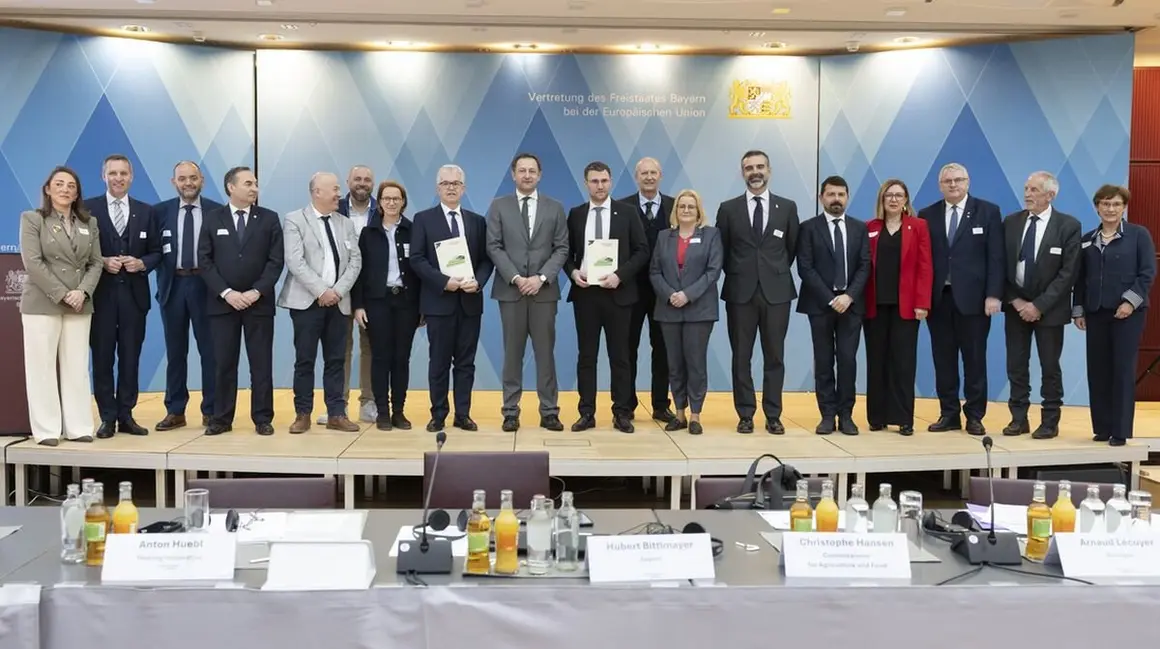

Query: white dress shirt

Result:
[177,199,202,269]
[346,199,372,232]
[441,203,466,239]
[745,189,770,233]
[584,198,612,241]
[220,203,252,298]
[106,192,129,236]
[312,206,338,287]
[944,195,968,238]
[640,193,661,225]
[385,221,402,287]
[827,213,848,290]
[517,190,538,236]
[1015,205,1052,288]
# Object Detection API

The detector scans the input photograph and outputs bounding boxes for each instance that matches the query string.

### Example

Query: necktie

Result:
[180,204,195,270]
[644,201,656,228]
[521,196,531,234]
[320,215,342,283]
[593,206,605,239]
[832,218,847,292]
[113,200,126,236]
[235,209,246,244]
[752,196,764,236]
[948,204,960,242]
[448,211,460,237]
[1019,214,1039,286]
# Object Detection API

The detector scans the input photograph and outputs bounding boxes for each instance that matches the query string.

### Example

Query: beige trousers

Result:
[343,317,373,408]
[23,313,95,442]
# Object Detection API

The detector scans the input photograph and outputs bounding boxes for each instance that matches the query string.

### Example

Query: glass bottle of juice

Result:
[112,481,139,534]
[788,479,813,532]
[465,490,491,575]
[1026,481,1052,561]
[1051,480,1076,534]
[493,489,520,575]
[84,482,110,567]
[815,479,839,532]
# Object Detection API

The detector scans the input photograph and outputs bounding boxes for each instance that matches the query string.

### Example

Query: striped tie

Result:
[112,199,126,236]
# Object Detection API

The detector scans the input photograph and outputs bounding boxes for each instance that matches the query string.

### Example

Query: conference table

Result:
[1,507,1158,649]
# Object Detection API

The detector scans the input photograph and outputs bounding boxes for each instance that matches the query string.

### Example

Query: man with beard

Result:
[335,165,378,424]
[153,161,223,431]
[795,176,870,435]
[717,150,800,435]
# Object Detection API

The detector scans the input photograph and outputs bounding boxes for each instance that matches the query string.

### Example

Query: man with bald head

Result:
[278,172,363,433]
[617,157,676,424]
[335,165,378,423]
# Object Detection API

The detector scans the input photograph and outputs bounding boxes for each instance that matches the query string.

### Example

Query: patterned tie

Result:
[752,197,764,236]
[113,199,126,236]
[832,218,847,292]
[594,206,604,239]
[644,201,656,228]
[180,204,195,269]
[235,209,246,245]
[448,211,460,237]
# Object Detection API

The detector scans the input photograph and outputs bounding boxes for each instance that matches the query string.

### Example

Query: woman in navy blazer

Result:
[649,189,723,435]
[1073,184,1155,447]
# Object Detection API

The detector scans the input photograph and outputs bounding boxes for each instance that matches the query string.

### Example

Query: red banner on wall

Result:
[0,254,31,435]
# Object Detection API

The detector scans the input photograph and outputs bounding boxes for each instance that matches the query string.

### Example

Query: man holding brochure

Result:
[564,161,650,434]
[409,164,495,433]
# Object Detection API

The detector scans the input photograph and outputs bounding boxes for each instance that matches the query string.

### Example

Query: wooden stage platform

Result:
[3,390,1154,509]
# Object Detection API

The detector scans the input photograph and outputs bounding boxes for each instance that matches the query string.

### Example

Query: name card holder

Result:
[261,541,376,591]
[781,532,911,580]
[586,533,715,584]
[102,533,238,584]
[1045,533,1160,578]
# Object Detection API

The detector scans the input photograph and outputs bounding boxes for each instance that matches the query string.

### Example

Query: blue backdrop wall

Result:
[0,27,1134,405]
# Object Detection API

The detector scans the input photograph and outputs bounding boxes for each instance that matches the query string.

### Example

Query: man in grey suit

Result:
[485,152,569,432]
[278,172,363,434]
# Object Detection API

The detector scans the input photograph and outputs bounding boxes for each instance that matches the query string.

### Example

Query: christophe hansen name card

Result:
[587,534,715,583]
[782,533,911,580]
[102,533,238,584]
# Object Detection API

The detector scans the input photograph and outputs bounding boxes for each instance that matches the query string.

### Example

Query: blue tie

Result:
[947,204,960,242]
[449,211,460,237]
[235,210,246,245]
[832,218,846,292]
[180,204,195,269]
[1019,214,1039,286]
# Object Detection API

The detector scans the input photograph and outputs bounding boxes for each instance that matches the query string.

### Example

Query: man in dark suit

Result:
[85,154,160,438]
[919,162,1004,435]
[409,164,495,433]
[618,157,676,425]
[197,166,285,436]
[796,176,870,436]
[564,161,650,434]
[1002,171,1081,440]
[152,161,222,432]
[717,149,800,435]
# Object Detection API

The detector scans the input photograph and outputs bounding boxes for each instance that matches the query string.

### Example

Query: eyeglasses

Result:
[1098,201,1125,209]
[883,193,906,200]
[941,177,968,185]
[438,181,464,189]
[380,197,404,203]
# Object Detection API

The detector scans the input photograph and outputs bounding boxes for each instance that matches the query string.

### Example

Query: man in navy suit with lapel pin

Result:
[919,162,1004,436]
[84,154,160,438]
[796,176,870,436]
[198,167,284,436]
[409,164,494,433]
[152,161,222,432]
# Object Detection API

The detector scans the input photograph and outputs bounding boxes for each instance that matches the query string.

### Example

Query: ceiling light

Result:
[635,43,662,51]
[762,41,787,49]
[771,8,790,15]
[893,36,922,45]
[256,0,273,6]
[258,33,284,41]
[885,8,906,17]
[280,23,299,30]
[512,43,539,50]
[136,0,156,3]
[750,31,767,38]
[120,24,149,33]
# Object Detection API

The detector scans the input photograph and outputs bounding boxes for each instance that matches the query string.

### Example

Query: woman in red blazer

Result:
[864,179,933,436]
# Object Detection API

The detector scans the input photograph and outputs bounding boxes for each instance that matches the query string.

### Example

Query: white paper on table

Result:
[582,238,618,284]
[261,541,375,591]
[283,511,366,542]
[435,236,474,280]
[388,525,468,557]
[757,510,849,531]
[971,504,1030,535]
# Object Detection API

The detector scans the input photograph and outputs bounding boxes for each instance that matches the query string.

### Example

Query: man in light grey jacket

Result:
[485,152,569,432]
[278,172,363,433]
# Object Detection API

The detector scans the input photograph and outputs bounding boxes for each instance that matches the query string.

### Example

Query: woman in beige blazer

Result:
[20,166,103,445]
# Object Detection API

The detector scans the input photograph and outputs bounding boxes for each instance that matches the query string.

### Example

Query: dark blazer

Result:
[649,226,723,323]
[619,192,674,292]
[562,200,650,307]
[152,196,224,306]
[716,191,800,305]
[1074,221,1157,315]
[795,214,871,316]
[83,195,160,313]
[351,215,419,310]
[1001,207,1083,327]
[919,195,1004,314]
[197,205,285,317]
[865,216,933,320]
[409,205,494,317]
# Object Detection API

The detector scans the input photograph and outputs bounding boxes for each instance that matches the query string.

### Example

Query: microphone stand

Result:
[952,435,1022,565]
[397,431,454,575]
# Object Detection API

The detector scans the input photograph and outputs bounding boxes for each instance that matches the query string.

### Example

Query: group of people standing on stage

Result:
[17,152,1153,448]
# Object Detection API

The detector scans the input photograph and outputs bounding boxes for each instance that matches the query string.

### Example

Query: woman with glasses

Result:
[1073,185,1155,447]
[863,179,932,436]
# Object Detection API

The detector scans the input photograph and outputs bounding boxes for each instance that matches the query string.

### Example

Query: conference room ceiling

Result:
[0,0,1156,54]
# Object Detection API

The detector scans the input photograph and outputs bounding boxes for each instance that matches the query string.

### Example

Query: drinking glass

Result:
[898,490,924,551]
[1128,490,1152,532]
[183,488,210,533]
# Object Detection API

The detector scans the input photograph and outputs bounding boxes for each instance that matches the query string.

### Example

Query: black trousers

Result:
[161,274,215,418]
[425,305,481,421]
[1004,314,1064,425]
[90,284,147,423]
[928,286,991,421]
[289,303,349,416]
[364,292,420,416]
[628,288,670,413]
[210,309,274,426]
[1086,308,1146,440]
[864,305,920,427]
[573,288,633,418]
[807,309,862,418]
[726,293,790,420]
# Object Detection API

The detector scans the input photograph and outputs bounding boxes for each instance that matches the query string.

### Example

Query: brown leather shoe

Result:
[326,415,360,432]
[289,413,312,434]
[155,414,187,431]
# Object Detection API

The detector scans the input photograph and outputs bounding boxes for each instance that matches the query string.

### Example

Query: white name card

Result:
[782,533,911,580]
[101,533,237,584]
[587,533,715,583]
[1051,533,1160,578]
[261,541,376,591]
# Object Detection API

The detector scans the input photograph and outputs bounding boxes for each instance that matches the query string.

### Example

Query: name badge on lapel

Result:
[690,238,701,244]
[773,229,784,239]
[402,243,411,257]
[216,229,229,236]
[1082,241,1092,249]
[1049,247,1062,255]
[869,231,879,239]
[78,227,90,236]
[972,227,983,235]
[162,229,172,237]
[139,231,148,239]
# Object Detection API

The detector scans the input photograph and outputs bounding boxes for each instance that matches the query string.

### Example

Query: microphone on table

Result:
[951,435,1023,565]
[397,430,454,575]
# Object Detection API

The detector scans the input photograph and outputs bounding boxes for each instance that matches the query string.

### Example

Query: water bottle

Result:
[60,484,86,564]
[554,491,581,571]
[1078,485,1106,534]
